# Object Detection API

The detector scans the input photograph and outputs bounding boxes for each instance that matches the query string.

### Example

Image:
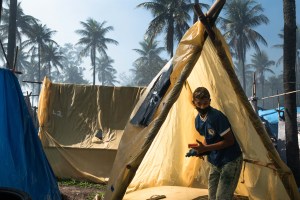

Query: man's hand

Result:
[192,140,207,154]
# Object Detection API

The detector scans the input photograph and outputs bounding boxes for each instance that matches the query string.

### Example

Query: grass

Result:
[58,178,106,189]
[58,178,106,200]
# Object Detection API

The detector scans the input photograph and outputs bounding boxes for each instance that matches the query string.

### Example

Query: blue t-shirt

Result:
[195,106,242,167]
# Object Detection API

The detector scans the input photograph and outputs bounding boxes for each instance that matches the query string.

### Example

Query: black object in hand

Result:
[185,149,210,157]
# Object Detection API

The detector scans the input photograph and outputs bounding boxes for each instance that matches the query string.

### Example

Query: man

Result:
[191,87,243,200]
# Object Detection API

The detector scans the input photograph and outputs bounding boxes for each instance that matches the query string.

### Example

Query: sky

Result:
[20,0,299,84]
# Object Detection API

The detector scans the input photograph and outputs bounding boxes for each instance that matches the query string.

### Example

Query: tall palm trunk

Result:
[237,39,246,91]
[102,70,104,85]
[168,19,174,58]
[48,62,51,80]
[92,47,96,85]
[38,44,41,93]
[261,75,265,107]
[283,0,300,186]
[7,0,17,69]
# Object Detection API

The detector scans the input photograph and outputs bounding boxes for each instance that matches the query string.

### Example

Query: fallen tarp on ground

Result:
[104,20,300,200]
[38,78,145,183]
[0,68,61,200]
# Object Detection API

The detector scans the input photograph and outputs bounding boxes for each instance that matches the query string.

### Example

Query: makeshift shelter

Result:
[104,3,300,200]
[38,78,145,183]
[0,68,61,200]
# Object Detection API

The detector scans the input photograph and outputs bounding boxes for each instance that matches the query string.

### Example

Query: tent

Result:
[104,12,300,200]
[38,78,145,183]
[0,68,61,199]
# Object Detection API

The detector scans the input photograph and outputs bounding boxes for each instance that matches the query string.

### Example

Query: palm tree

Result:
[41,43,65,80]
[63,65,89,84]
[21,59,40,106]
[6,0,17,69]
[58,43,88,84]
[76,18,118,85]
[248,51,275,97]
[234,61,253,96]
[219,0,269,90]
[95,55,119,86]
[22,23,57,92]
[274,27,300,83]
[137,0,194,58]
[131,38,166,86]
[265,75,284,108]
[0,2,38,46]
[16,46,32,87]
[282,0,300,185]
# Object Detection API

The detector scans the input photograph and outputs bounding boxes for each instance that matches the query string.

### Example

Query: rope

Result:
[260,89,300,100]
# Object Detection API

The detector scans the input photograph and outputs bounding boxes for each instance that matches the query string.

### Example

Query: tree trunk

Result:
[7,0,17,69]
[38,44,41,93]
[283,0,300,186]
[92,47,96,85]
[193,0,199,24]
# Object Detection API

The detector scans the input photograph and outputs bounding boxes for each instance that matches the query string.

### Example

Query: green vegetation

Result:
[58,179,106,200]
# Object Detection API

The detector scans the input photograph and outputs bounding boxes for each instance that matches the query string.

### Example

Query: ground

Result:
[59,182,106,200]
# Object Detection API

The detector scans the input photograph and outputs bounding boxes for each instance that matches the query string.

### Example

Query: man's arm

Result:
[193,130,235,153]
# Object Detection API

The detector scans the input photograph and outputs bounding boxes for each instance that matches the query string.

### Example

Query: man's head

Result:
[192,87,211,115]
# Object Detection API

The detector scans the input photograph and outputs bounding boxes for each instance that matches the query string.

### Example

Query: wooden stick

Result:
[22,80,43,84]
[193,4,215,40]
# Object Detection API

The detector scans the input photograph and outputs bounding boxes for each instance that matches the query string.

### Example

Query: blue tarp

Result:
[258,107,300,137]
[0,68,61,199]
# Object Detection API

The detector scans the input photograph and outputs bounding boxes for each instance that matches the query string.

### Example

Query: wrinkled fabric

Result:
[0,68,61,200]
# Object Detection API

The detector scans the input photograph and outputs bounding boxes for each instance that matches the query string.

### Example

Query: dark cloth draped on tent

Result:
[0,68,61,200]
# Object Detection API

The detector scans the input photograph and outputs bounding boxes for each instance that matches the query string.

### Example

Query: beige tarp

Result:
[38,79,145,183]
[105,21,300,200]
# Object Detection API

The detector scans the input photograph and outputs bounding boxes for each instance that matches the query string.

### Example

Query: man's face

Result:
[193,98,211,109]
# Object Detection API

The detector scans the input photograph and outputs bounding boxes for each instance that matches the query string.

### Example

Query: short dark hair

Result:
[193,87,210,100]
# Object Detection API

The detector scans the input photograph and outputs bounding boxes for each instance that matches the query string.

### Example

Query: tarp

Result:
[38,78,145,183]
[0,68,61,200]
[258,107,300,137]
[104,20,300,200]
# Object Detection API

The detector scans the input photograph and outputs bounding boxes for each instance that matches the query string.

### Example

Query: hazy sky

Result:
[20,0,299,84]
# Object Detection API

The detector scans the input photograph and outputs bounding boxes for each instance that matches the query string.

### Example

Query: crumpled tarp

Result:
[0,68,61,200]
[38,78,145,183]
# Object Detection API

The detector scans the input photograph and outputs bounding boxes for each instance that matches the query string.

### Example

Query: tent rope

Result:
[260,89,300,100]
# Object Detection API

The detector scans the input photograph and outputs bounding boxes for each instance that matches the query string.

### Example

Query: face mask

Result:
[196,106,211,115]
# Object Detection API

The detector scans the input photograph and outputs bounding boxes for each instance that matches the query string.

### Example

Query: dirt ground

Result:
[59,185,106,200]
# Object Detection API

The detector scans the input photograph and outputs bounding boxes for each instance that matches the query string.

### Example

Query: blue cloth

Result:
[258,107,300,137]
[0,68,61,200]
[195,107,242,167]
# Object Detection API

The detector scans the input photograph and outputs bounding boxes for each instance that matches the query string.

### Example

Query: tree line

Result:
[2,0,299,109]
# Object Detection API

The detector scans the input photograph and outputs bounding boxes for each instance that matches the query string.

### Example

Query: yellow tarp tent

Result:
[104,20,300,200]
[38,79,145,183]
